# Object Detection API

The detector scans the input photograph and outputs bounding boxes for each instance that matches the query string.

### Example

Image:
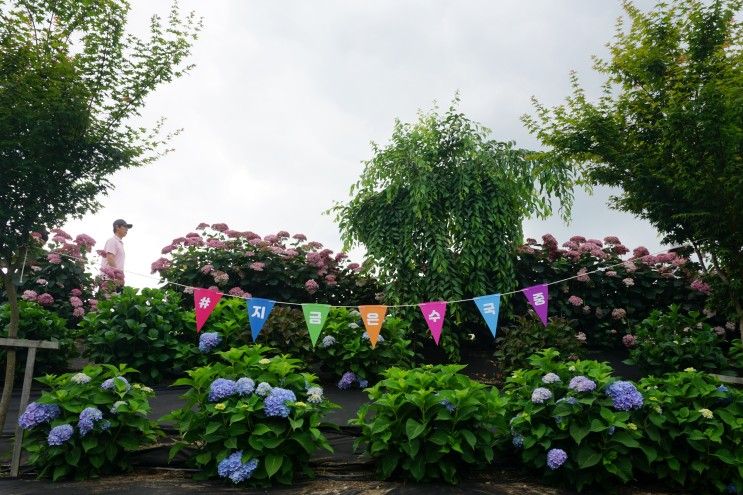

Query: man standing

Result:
[101,219,131,285]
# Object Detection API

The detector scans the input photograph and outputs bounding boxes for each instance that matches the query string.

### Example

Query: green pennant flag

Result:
[301,303,331,347]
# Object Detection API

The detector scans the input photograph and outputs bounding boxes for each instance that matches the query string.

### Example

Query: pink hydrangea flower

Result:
[335,252,348,262]
[568,295,583,306]
[36,278,48,286]
[264,234,279,243]
[22,290,38,302]
[587,239,603,247]
[200,264,214,274]
[576,268,590,282]
[605,270,617,277]
[72,307,85,318]
[268,246,284,254]
[212,271,229,284]
[196,222,209,229]
[612,308,627,320]
[292,233,307,241]
[228,287,247,297]
[582,305,591,315]
[171,237,187,245]
[248,238,262,246]
[603,236,621,245]
[249,262,265,271]
[518,245,535,254]
[632,246,650,258]
[613,244,629,255]
[211,223,229,232]
[243,231,260,240]
[37,293,54,306]
[690,279,711,294]
[185,232,202,238]
[641,255,658,265]
[307,241,323,249]
[283,249,298,258]
[184,237,204,247]
[569,235,586,243]
[726,321,736,331]
[714,326,726,336]
[348,263,361,272]
[576,332,587,343]
[324,274,337,286]
[305,279,319,294]
[51,228,71,239]
[672,257,688,266]
[150,258,171,274]
[74,234,96,249]
[69,296,83,308]
[562,241,578,249]
[225,229,241,238]
[277,230,290,238]
[207,239,226,249]
[69,288,82,296]
[622,278,634,287]
[88,299,98,307]
[183,287,194,294]
[624,261,637,273]
[161,245,175,254]
[208,285,219,292]
[622,334,636,348]
[30,232,43,242]
[47,253,62,264]
[526,237,538,245]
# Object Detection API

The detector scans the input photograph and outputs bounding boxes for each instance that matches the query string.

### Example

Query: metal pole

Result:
[10,346,36,477]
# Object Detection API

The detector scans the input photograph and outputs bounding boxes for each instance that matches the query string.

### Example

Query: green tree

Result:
[0,0,200,431]
[523,0,743,339]
[332,100,576,357]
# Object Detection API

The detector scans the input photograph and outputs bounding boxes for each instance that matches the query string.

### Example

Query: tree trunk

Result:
[0,263,19,433]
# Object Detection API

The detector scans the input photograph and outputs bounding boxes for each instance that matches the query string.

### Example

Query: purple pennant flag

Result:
[418,301,447,345]
[522,284,549,327]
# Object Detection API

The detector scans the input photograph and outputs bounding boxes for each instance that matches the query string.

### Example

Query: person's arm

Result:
[106,252,116,267]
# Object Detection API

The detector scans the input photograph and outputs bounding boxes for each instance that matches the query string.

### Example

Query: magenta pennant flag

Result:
[523,284,549,327]
[194,288,222,333]
[418,301,447,345]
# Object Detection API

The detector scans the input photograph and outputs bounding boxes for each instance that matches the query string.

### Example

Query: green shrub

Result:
[166,345,338,486]
[728,339,743,372]
[638,370,743,493]
[351,364,508,484]
[494,314,584,375]
[625,305,727,375]
[20,364,162,480]
[78,287,193,384]
[505,349,647,492]
[314,308,414,383]
[0,301,76,378]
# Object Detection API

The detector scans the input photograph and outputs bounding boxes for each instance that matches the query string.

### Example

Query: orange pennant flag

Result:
[359,305,387,348]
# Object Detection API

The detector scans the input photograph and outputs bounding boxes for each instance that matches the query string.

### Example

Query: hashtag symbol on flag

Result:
[198,297,211,309]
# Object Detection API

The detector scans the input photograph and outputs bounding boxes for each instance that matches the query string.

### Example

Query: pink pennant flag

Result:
[419,301,447,345]
[194,288,222,332]
[523,284,549,327]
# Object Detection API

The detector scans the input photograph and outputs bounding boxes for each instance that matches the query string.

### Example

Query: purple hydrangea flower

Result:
[236,377,255,396]
[542,373,561,384]
[547,448,568,469]
[263,387,297,418]
[18,402,60,429]
[198,332,222,353]
[100,419,111,431]
[531,387,553,404]
[358,379,369,388]
[218,451,244,478]
[229,458,259,483]
[101,376,131,392]
[255,382,272,397]
[606,381,644,411]
[338,371,356,390]
[78,407,103,436]
[568,376,597,393]
[208,378,237,402]
[47,424,74,446]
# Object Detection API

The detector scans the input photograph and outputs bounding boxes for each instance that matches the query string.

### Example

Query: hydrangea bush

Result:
[637,370,743,493]
[313,308,415,384]
[625,305,728,375]
[515,235,708,348]
[154,224,380,307]
[351,365,508,484]
[0,301,76,379]
[505,349,648,491]
[20,364,162,480]
[166,345,339,486]
[78,288,194,384]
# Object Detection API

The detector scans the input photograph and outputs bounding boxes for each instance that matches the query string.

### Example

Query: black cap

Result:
[113,219,133,229]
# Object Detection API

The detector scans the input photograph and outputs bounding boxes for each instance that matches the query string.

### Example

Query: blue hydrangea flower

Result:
[377,334,385,343]
[100,419,111,431]
[542,373,561,384]
[320,335,336,348]
[198,332,222,353]
[716,385,733,406]
[18,402,60,429]
[547,448,568,469]
[606,381,644,411]
[255,382,272,397]
[236,377,255,396]
[440,399,456,413]
[229,458,259,483]
[78,407,103,436]
[70,373,91,384]
[512,434,524,448]
[101,376,131,392]
[568,376,597,393]
[208,378,237,402]
[47,424,74,446]
[307,386,323,404]
[338,371,356,390]
[217,451,244,478]
[531,387,553,404]
[263,387,297,418]
[607,426,616,435]
[358,379,369,388]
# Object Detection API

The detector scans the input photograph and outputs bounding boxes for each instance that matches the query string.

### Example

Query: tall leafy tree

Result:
[523,0,743,339]
[0,0,201,430]
[333,100,576,356]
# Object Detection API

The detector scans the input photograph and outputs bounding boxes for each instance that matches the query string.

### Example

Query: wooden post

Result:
[0,338,59,478]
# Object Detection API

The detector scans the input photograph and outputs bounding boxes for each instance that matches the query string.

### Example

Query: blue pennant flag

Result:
[247,298,275,341]
[474,294,501,338]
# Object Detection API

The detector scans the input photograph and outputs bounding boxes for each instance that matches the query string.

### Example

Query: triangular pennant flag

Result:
[302,304,331,347]
[194,288,222,332]
[419,301,447,345]
[248,298,275,341]
[474,294,501,338]
[523,284,549,327]
[359,305,387,348]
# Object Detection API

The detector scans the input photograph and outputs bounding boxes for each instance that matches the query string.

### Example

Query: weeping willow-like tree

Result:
[332,100,577,357]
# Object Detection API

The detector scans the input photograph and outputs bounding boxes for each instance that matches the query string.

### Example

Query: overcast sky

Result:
[60,0,666,288]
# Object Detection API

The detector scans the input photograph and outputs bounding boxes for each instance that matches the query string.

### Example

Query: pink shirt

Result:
[102,236,125,271]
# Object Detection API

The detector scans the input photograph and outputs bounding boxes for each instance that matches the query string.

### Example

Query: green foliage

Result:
[78,288,193,384]
[350,365,508,484]
[626,305,727,375]
[524,0,743,338]
[156,225,379,307]
[332,99,577,358]
[0,301,76,378]
[166,345,338,486]
[495,315,585,375]
[505,349,646,492]
[21,364,162,481]
[638,370,743,493]
[515,235,707,348]
[314,308,415,382]
[729,339,743,372]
